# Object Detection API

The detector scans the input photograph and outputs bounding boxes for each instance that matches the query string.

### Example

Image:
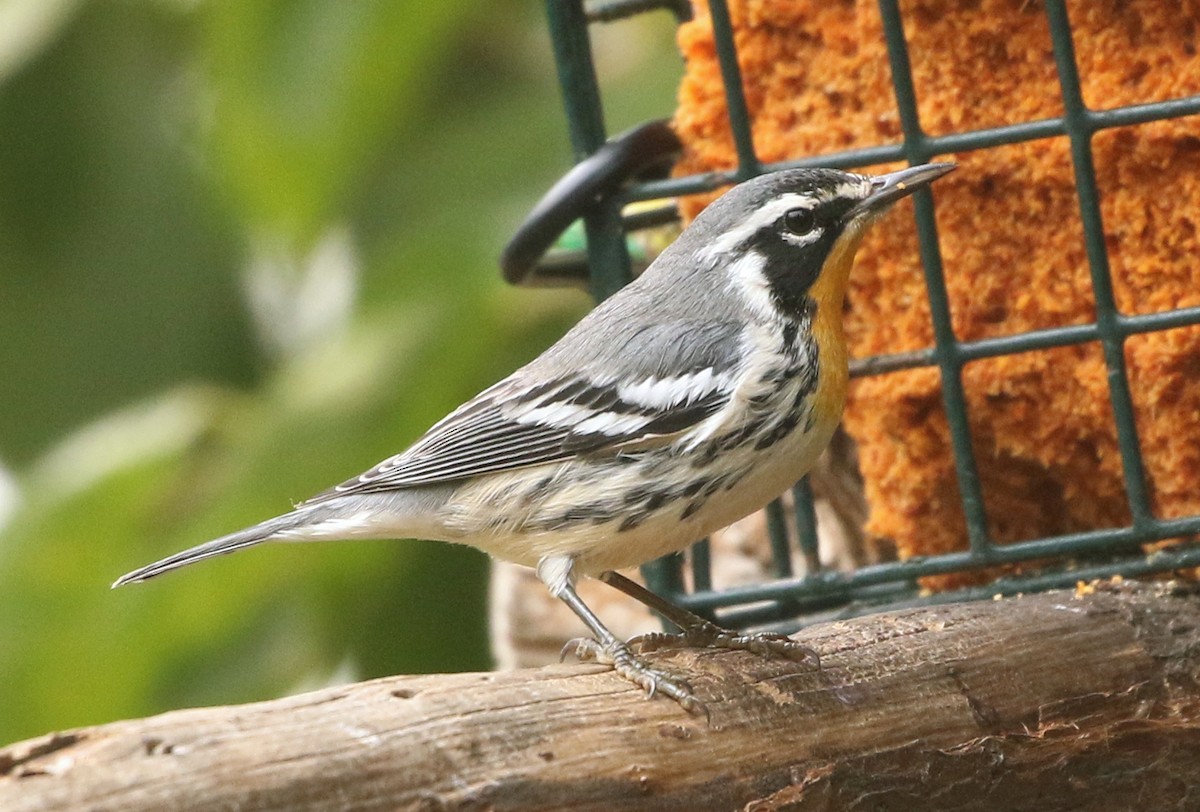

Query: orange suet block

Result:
[673,0,1200,586]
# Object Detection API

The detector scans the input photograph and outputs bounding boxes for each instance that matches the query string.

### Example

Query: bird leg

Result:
[598,570,820,667]
[537,556,703,714]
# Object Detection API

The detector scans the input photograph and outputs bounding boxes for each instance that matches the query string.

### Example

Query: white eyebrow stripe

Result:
[697,192,819,262]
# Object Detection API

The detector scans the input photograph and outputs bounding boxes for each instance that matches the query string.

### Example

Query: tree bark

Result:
[4,580,1200,811]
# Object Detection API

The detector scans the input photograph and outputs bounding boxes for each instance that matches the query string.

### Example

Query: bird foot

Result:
[562,637,706,715]
[629,620,820,667]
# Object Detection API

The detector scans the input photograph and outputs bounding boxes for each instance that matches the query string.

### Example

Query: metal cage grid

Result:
[542,0,1200,629]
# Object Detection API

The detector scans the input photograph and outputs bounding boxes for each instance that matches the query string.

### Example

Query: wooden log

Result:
[3,579,1199,811]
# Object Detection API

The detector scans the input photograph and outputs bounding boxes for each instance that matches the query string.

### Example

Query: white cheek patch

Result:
[725,250,775,322]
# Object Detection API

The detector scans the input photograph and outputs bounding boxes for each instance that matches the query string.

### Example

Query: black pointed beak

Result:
[848,162,956,220]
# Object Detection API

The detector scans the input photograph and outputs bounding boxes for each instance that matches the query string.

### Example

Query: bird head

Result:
[691,163,956,322]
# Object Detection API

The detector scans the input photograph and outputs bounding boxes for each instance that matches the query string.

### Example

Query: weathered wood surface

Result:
[3,580,1199,811]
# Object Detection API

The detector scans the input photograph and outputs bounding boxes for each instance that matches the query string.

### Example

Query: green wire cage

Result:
[524,0,1200,631]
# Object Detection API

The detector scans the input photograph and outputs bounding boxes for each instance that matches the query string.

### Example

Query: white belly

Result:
[438,394,839,576]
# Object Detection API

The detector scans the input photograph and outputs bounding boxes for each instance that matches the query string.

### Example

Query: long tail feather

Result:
[112,510,314,587]
[112,487,455,588]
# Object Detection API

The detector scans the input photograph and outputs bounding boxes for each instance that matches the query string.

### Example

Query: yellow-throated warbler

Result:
[115,162,955,711]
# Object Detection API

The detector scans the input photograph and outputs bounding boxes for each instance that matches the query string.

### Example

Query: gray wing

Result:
[302,319,743,503]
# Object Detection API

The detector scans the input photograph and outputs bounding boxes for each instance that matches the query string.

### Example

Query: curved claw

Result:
[626,631,676,654]
[738,633,820,665]
[560,637,595,663]
[682,696,711,721]
[560,636,704,715]
[627,623,823,671]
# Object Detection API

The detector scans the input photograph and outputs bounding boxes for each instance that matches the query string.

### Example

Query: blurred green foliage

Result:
[0,0,682,744]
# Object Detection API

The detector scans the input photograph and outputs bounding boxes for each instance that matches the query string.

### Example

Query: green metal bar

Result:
[743,543,1200,631]
[1089,95,1200,127]
[544,0,634,303]
[929,118,1066,153]
[706,0,760,177]
[1045,0,1153,528]
[584,0,691,23]
[690,537,712,593]
[764,499,793,578]
[629,148,907,201]
[877,0,993,559]
[850,348,937,378]
[958,323,1107,361]
[546,0,679,600]
[679,511,1200,612]
[581,206,638,302]
[850,302,1200,378]
[963,306,1200,360]
[624,93,1200,203]
[1121,306,1200,335]
[545,0,606,162]
[927,91,1200,153]
[791,477,822,574]
[646,550,688,606]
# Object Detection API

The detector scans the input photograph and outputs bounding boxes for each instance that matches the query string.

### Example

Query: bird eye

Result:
[783,208,817,236]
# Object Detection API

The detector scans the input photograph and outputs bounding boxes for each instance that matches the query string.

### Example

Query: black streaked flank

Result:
[722,470,749,491]
[545,504,618,529]
[559,396,724,454]
[803,410,817,433]
[645,491,670,511]
[617,514,643,532]
[753,408,805,451]
[622,485,655,504]
[782,321,799,352]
